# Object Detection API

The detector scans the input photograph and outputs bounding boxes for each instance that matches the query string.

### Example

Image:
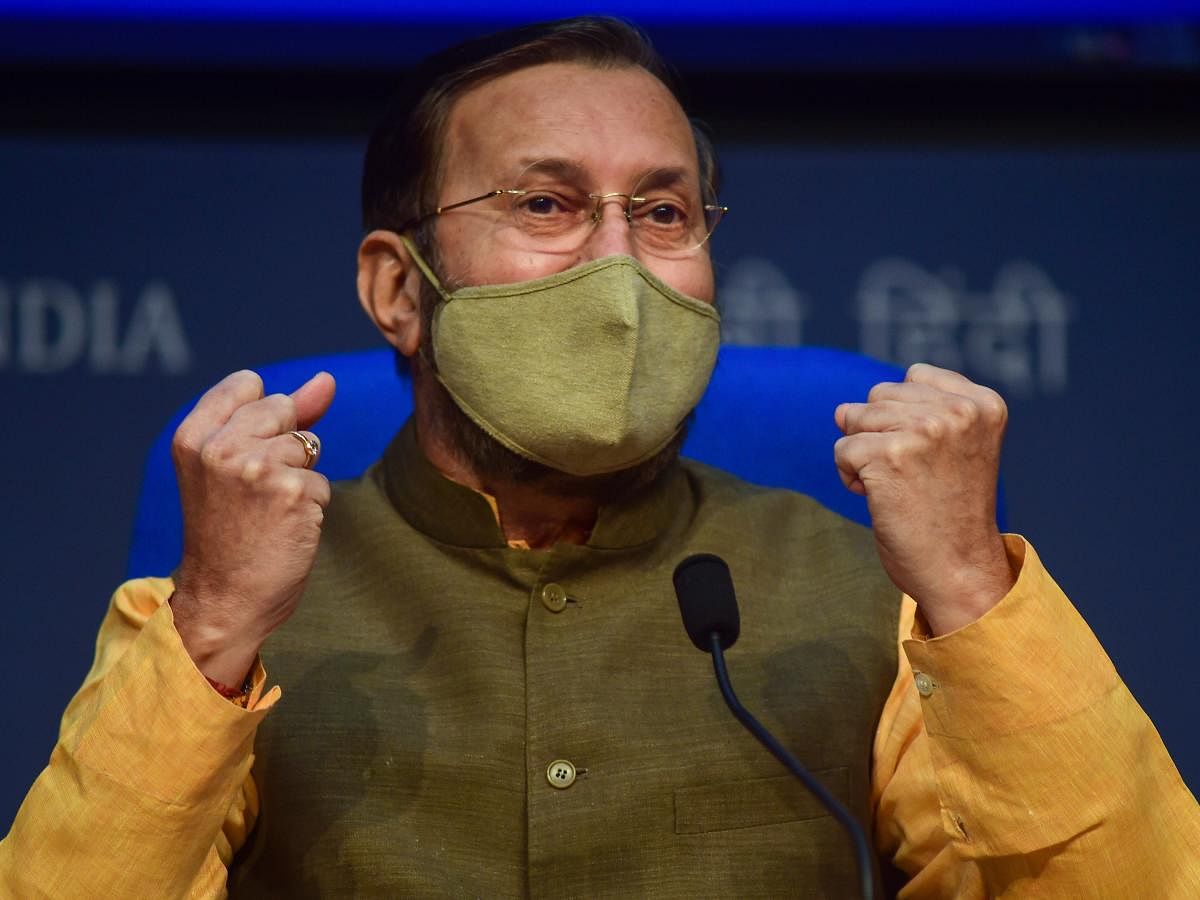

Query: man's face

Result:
[431,61,716,300]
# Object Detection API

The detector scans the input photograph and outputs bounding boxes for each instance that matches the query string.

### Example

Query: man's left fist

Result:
[834,363,1016,635]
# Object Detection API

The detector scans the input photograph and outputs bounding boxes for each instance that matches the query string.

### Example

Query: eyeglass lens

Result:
[490,168,724,259]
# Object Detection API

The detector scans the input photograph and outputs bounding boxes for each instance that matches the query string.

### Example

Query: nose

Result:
[580,194,638,261]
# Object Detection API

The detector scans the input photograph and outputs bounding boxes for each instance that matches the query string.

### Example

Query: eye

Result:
[519,193,569,216]
[637,199,689,229]
[650,203,682,224]
[509,189,583,236]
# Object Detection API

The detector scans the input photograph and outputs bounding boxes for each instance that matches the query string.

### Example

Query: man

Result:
[2,17,1197,898]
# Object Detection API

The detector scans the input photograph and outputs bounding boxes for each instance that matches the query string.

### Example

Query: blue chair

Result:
[127,345,935,578]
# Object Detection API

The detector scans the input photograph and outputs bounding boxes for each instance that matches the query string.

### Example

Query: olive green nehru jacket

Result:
[230,421,901,897]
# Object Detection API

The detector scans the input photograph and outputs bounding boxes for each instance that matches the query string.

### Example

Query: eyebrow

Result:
[515,158,589,183]
[513,158,697,193]
[633,167,692,194]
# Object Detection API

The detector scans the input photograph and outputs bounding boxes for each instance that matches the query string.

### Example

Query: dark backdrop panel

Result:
[2,134,1197,829]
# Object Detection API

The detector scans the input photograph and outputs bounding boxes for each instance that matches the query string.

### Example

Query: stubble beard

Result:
[413,270,689,504]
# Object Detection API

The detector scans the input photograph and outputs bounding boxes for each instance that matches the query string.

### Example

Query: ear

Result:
[357,230,424,359]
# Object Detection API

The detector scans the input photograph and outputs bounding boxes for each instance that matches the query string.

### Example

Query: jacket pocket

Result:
[673,768,850,834]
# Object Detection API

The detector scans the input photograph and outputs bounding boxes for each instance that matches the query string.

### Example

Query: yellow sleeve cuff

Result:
[901,534,1121,741]
[897,536,1182,859]
[71,597,274,807]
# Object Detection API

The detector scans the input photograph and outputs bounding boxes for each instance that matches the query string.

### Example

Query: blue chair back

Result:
[127,345,944,578]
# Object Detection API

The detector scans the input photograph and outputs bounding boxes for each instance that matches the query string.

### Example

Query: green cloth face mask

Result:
[402,237,721,477]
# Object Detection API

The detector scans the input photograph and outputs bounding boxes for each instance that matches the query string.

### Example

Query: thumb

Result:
[291,371,336,429]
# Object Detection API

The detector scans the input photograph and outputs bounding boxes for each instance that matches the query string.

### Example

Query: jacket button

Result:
[541,583,568,613]
[546,759,577,789]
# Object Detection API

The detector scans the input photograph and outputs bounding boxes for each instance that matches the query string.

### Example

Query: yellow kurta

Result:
[3,428,1198,897]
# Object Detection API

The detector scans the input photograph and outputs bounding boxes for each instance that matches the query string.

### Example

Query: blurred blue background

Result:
[3,2,1199,829]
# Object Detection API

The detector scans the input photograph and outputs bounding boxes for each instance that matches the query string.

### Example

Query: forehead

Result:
[441,61,699,190]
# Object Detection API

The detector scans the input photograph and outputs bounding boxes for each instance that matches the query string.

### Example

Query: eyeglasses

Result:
[397,172,728,260]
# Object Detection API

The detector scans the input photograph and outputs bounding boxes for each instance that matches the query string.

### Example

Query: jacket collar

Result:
[380,419,690,550]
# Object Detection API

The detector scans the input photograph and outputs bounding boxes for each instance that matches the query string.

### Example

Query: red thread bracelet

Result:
[205,674,252,707]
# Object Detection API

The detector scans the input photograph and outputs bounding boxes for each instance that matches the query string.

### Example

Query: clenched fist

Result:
[835,363,1015,636]
[168,369,336,686]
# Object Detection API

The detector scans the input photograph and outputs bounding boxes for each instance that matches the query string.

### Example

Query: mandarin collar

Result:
[379,419,690,550]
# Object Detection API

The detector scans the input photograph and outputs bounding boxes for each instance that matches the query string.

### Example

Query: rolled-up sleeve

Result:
[0,578,278,899]
[874,536,1200,897]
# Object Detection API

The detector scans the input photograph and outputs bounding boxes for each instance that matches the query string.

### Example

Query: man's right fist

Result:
[168,369,336,687]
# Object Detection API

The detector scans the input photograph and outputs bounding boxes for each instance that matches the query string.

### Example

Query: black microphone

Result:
[673,554,875,900]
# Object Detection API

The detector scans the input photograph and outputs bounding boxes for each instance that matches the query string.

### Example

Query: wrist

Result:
[915,538,1017,636]
[168,589,264,687]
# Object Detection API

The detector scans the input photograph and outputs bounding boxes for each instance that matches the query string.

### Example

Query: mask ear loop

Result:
[399,234,454,303]
[396,234,450,374]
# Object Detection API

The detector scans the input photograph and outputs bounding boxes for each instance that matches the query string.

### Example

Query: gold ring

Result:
[287,430,321,469]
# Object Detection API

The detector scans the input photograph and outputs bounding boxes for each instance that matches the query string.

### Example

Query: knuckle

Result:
[172,423,201,459]
[230,369,264,394]
[978,389,1008,424]
[199,434,237,469]
[277,471,308,505]
[276,393,298,421]
[198,441,222,470]
[947,395,978,424]
[265,392,295,417]
[867,382,893,403]
[209,369,264,408]
[238,452,269,485]
[881,438,908,470]
[916,414,946,440]
[313,475,333,508]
